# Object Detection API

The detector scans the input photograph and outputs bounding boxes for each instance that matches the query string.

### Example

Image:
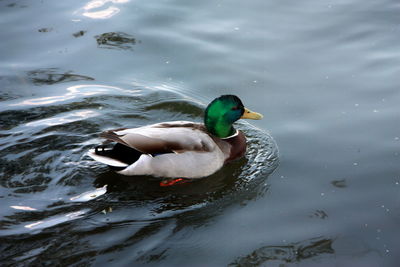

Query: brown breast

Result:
[222,130,247,163]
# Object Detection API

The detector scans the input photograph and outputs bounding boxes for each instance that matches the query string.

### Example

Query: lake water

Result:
[1,0,399,266]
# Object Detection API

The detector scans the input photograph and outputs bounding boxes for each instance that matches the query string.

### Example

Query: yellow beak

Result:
[240,107,263,120]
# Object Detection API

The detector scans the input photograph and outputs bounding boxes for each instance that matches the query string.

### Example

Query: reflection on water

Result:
[27,68,94,86]
[70,185,107,202]
[0,70,95,104]
[229,237,334,266]
[8,84,119,106]
[24,210,88,231]
[95,32,138,50]
[331,179,347,188]
[310,210,329,219]
[25,110,99,127]
[78,0,129,19]
[38,28,53,33]
[0,75,26,101]
[10,206,37,211]
[72,30,87,38]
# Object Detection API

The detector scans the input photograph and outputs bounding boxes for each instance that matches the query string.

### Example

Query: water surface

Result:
[1,0,400,266]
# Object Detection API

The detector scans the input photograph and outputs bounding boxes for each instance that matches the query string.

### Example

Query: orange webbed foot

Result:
[159,178,190,187]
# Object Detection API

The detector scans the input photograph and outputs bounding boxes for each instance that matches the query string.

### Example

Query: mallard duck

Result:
[87,95,263,180]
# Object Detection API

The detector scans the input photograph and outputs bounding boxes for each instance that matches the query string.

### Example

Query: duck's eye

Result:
[231,106,239,110]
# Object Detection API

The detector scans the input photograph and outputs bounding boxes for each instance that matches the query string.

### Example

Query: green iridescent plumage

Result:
[204,95,245,138]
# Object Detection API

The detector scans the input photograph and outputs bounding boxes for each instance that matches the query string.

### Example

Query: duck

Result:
[87,95,263,182]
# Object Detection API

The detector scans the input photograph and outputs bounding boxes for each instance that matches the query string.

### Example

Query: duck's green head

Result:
[204,95,263,138]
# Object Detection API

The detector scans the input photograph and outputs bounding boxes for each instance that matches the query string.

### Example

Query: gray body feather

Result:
[88,121,233,178]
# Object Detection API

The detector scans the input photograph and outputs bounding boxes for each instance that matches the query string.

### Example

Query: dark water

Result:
[1,0,399,266]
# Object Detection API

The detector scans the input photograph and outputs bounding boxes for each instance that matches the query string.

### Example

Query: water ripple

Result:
[0,84,278,265]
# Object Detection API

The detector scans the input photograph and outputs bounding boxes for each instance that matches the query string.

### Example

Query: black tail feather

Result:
[94,143,142,167]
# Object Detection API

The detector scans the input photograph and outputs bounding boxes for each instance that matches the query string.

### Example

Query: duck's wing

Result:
[99,121,217,154]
